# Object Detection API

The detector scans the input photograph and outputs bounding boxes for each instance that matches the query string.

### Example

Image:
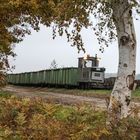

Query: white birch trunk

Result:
[108,1,137,119]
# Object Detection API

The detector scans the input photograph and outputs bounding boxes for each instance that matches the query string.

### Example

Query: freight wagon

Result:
[8,55,107,89]
[9,54,140,89]
[8,68,78,87]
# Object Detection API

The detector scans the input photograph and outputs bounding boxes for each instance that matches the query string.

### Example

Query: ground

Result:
[2,85,140,111]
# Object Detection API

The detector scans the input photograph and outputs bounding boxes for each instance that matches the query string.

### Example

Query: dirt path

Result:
[3,85,107,108]
[2,85,140,110]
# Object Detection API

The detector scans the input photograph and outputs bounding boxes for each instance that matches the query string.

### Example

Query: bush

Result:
[0,96,139,140]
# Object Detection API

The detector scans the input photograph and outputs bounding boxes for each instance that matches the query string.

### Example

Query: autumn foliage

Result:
[0,94,139,140]
[0,0,84,86]
[1,0,140,87]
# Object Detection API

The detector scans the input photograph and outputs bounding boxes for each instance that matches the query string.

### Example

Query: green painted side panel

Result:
[26,73,30,84]
[38,71,44,84]
[31,72,38,84]
[7,68,79,86]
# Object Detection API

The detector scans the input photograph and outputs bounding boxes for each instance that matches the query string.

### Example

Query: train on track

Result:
[7,55,140,89]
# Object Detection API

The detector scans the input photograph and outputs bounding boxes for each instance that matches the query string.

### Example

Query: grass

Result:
[132,88,140,101]
[0,90,12,98]
[132,88,140,97]
[45,87,140,101]
[46,88,111,98]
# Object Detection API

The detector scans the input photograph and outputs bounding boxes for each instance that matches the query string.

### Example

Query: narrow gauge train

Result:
[8,55,114,89]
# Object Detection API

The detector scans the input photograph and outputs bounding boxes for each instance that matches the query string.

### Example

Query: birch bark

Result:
[108,0,137,118]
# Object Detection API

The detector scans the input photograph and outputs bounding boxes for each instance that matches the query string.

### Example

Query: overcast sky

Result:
[9,19,140,74]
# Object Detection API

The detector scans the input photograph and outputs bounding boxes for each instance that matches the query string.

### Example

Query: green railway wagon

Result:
[58,69,63,85]
[50,70,55,84]
[8,74,19,85]
[7,74,13,84]
[55,69,59,85]
[16,74,21,84]
[29,72,33,85]
[13,74,18,84]
[12,74,16,84]
[70,68,79,86]
[62,69,66,85]
[44,67,79,87]
[44,70,48,84]
[26,71,37,85]
[7,67,79,87]
[31,72,39,85]
[18,73,24,84]
[7,55,107,89]
[22,73,27,84]
[7,74,12,83]
[46,70,52,84]
[37,70,45,84]
[25,73,31,84]
[44,69,58,85]
[38,67,79,87]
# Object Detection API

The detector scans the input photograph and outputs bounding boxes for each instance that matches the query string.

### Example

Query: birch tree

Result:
[107,0,138,119]
[1,0,140,118]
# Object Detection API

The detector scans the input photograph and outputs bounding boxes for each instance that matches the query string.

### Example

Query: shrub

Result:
[0,96,139,140]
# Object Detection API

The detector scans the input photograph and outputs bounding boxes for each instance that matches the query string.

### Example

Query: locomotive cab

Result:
[78,54,105,88]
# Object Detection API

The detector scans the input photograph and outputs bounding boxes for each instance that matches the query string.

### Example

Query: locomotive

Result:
[7,55,112,89]
[78,54,105,88]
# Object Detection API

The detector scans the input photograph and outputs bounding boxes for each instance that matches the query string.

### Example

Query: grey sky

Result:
[9,19,140,74]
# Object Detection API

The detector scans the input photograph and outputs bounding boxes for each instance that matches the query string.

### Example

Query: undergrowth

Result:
[0,90,12,98]
[0,95,139,140]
